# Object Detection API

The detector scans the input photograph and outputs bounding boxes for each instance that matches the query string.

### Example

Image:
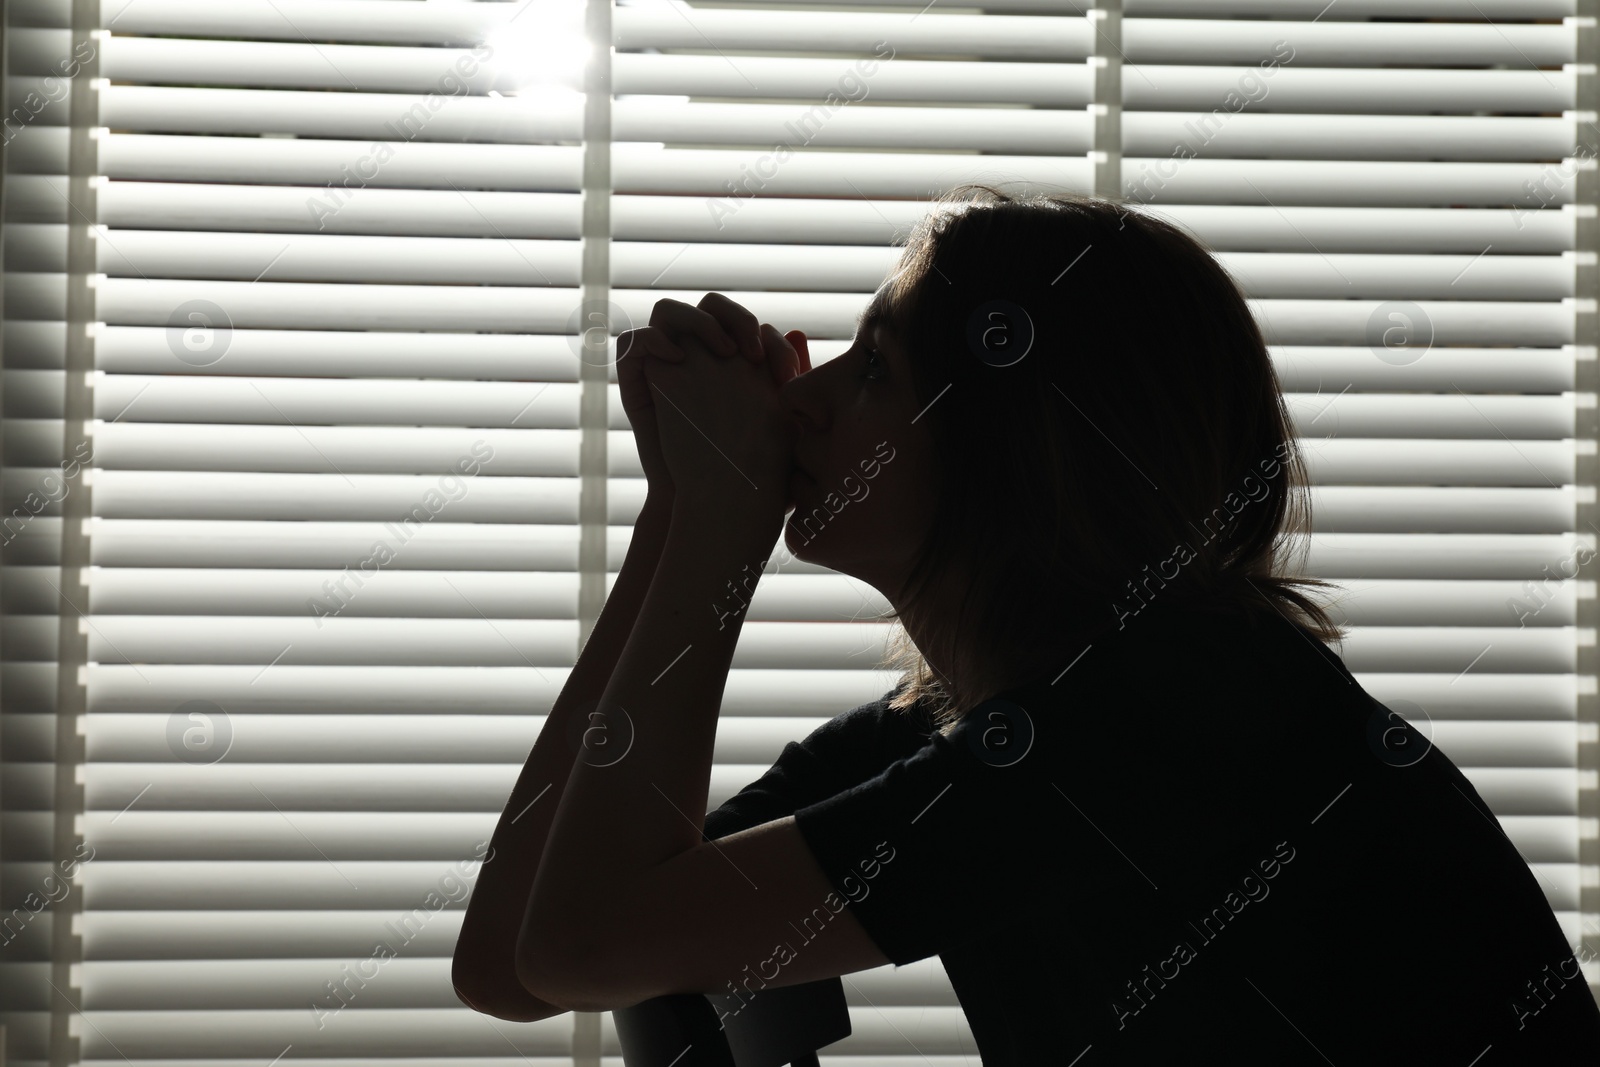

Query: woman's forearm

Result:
[517,498,783,997]
[452,493,676,1021]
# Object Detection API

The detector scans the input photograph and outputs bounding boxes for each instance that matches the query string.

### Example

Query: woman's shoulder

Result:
[1089,593,1343,688]
[791,683,940,774]
[854,682,941,749]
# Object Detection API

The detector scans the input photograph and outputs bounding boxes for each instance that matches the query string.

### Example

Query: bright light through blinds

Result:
[486,0,590,107]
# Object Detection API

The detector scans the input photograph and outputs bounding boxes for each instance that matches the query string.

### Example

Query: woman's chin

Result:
[780,516,812,558]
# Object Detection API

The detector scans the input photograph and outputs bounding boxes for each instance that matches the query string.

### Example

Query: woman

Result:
[453,188,1600,1063]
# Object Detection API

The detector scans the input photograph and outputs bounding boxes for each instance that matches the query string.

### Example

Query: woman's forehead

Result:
[859,286,897,334]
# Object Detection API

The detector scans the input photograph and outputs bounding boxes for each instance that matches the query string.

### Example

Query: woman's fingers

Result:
[759,323,799,386]
[614,335,655,416]
[784,329,812,374]
[642,294,769,365]
[619,326,686,364]
[647,298,739,358]
[697,292,764,362]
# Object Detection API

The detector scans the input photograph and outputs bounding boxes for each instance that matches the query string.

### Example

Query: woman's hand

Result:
[640,321,802,529]
[617,294,811,509]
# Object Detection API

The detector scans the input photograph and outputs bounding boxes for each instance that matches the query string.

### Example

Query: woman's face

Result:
[778,290,939,599]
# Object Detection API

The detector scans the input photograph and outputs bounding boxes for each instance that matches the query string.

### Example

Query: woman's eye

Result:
[862,347,887,382]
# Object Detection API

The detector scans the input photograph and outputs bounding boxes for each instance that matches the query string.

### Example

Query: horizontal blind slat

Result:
[52,227,1576,297]
[79,665,906,717]
[69,616,1587,672]
[56,663,1597,721]
[69,524,1600,581]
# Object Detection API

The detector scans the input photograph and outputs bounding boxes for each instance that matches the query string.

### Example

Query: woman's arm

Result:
[451,492,675,1022]
[515,493,784,1005]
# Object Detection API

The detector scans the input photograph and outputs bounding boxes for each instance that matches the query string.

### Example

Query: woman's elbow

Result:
[453,952,572,1023]
[453,981,572,1023]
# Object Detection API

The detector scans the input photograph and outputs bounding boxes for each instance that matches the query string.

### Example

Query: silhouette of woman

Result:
[459,187,1600,1065]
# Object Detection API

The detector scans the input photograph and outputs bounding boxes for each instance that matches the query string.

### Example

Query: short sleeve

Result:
[702,688,929,843]
[791,711,1141,968]
[702,739,826,841]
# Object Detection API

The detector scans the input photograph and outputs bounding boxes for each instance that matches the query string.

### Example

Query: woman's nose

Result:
[780,362,828,431]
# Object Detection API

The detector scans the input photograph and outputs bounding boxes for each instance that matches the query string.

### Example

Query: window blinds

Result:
[0,0,1596,1064]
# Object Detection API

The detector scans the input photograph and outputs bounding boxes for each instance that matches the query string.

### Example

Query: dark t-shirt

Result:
[701,596,1600,1064]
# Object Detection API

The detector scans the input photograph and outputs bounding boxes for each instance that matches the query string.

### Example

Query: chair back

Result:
[708,977,852,1067]
[612,992,736,1067]
[613,978,851,1067]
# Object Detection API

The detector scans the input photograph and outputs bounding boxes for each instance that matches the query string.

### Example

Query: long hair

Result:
[875,186,1347,736]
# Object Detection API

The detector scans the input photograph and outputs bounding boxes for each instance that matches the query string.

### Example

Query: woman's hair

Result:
[875,185,1347,736]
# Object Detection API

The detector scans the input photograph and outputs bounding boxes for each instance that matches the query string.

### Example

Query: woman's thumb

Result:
[784,329,811,373]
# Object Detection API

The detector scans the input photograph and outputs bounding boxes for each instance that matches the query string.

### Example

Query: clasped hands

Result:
[617,293,812,529]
